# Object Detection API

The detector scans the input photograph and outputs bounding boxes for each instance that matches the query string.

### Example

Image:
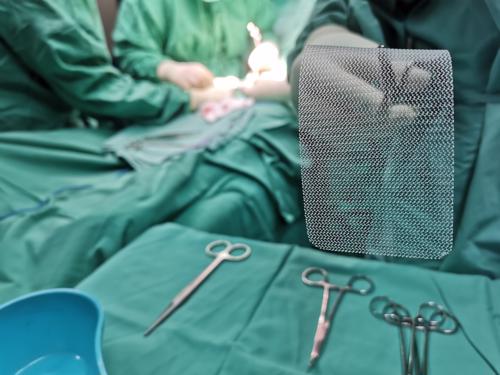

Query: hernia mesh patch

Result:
[298,46,454,259]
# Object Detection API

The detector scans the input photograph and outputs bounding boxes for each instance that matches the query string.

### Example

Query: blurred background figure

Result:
[289,0,500,276]
[101,0,316,169]
[0,0,226,132]
[113,0,291,103]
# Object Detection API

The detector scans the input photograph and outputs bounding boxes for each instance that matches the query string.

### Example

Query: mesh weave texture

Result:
[298,46,454,259]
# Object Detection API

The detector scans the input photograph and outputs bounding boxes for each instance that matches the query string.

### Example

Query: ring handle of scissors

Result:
[301,267,329,287]
[413,301,446,329]
[346,275,374,295]
[418,301,445,321]
[383,303,413,327]
[428,309,459,334]
[205,240,252,261]
[370,297,412,327]
[370,296,392,320]
[370,296,411,325]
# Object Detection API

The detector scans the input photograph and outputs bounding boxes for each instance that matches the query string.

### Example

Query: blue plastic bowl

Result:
[0,289,107,375]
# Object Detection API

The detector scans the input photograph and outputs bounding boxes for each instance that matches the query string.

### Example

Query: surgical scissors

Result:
[370,297,459,375]
[144,239,252,337]
[302,267,374,368]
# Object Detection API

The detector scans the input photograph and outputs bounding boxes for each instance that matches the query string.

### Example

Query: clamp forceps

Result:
[371,296,413,374]
[144,239,252,337]
[370,297,459,375]
[302,267,374,368]
[409,302,459,375]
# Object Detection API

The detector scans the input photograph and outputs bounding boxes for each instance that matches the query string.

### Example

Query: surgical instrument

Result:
[144,239,252,337]
[412,302,459,375]
[370,297,459,375]
[302,267,374,368]
[370,296,412,374]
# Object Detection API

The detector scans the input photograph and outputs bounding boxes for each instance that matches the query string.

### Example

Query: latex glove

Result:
[241,80,291,102]
[157,60,214,90]
[200,97,254,123]
[189,86,234,110]
[248,42,280,74]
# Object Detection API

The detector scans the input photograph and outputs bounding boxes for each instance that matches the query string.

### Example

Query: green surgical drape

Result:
[77,223,500,375]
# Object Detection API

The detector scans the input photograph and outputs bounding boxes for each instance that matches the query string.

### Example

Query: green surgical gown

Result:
[113,0,276,80]
[0,0,189,131]
[290,0,500,277]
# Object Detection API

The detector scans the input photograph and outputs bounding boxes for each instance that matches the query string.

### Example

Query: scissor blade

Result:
[144,257,223,337]
[144,301,177,337]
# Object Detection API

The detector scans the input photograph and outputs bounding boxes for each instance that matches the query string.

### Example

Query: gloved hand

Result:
[241,79,290,102]
[189,86,234,110]
[157,60,214,90]
[247,41,280,74]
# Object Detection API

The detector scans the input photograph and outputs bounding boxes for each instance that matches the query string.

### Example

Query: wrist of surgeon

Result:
[188,80,290,110]
[240,80,290,101]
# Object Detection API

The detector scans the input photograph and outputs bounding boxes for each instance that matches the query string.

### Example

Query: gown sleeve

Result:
[113,0,172,81]
[1,0,189,126]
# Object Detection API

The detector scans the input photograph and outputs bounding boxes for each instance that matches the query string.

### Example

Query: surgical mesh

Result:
[298,46,454,259]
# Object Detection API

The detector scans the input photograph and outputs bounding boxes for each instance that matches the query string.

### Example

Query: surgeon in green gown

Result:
[0,0,230,132]
[113,0,292,100]
[289,0,500,277]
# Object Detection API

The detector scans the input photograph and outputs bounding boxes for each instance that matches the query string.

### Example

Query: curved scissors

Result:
[144,240,251,336]
[302,267,374,368]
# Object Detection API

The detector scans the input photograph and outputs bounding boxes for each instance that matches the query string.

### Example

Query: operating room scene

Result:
[0,0,499,374]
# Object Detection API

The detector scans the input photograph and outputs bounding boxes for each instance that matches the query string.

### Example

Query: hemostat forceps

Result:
[302,267,374,368]
[370,297,459,375]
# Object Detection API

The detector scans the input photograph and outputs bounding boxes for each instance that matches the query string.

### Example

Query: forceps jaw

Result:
[308,285,331,369]
[308,325,327,370]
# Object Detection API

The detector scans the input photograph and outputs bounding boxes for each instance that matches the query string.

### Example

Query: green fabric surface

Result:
[77,223,500,375]
[114,0,277,80]
[0,104,302,302]
[0,129,125,217]
[289,0,500,277]
[0,0,188,131]
[103,102,288,170]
